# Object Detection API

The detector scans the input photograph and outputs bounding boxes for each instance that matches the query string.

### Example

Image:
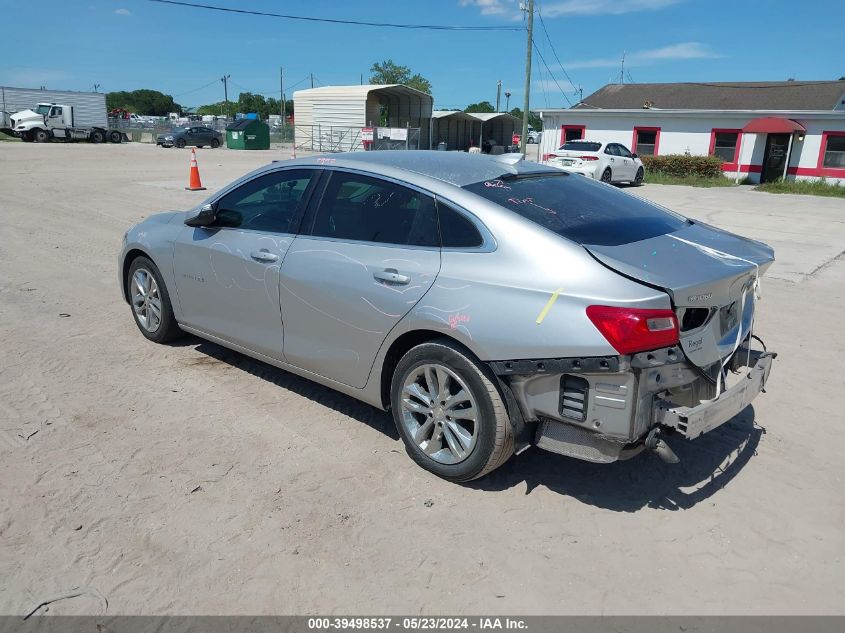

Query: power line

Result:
[532,40,573,107]
[536,7,578,100]
[172,78,221,97]
[146,0,525,30]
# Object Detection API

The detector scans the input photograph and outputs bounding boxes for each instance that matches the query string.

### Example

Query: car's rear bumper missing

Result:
[490,344,775,464]
[654,351,775,440]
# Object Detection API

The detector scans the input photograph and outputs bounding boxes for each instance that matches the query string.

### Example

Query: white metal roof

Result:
[432,110,476,120]
[293,84,432,102]
[465,112,521,122]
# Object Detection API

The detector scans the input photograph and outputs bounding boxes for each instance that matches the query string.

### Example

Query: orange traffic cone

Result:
[185,148,206,191]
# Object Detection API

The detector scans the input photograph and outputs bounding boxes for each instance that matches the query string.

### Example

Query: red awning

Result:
[742,116,806,134]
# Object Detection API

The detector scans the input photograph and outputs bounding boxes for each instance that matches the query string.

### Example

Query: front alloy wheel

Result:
[127,256,182,343]
[131,267,163,333]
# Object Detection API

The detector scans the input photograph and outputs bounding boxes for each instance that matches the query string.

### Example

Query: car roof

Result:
[563,139,605,145]
[263,150,560,187]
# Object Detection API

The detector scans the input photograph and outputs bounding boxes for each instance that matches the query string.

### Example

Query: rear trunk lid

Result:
[585,221,774,367]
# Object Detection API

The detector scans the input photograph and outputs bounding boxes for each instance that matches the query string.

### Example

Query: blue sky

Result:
[1,0,843,111]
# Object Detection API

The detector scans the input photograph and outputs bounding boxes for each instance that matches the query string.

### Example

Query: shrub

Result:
[641,154,725,178]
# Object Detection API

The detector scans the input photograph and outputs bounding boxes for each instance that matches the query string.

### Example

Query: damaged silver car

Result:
[118,151,775,482]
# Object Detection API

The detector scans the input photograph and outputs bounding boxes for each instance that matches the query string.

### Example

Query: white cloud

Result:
[459,0,524,19]
[561,42,722,69]
[542,0,683,17]
[115,8,131,16]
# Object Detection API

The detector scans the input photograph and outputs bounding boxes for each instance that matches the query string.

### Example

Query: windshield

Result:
[559,141,601,152]
[463,174,689,246]
[35,105,51,115]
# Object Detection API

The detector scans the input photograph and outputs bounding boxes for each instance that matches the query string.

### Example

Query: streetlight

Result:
[505,91,511,112]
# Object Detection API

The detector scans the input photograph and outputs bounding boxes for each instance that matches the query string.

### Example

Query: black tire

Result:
[126,256,182,344]
[600,167,613,183]
[211,138,220,148]
[634,167,644,185]
[109,130,122,143]
[175,138,186,149]
[390,339,513,482]
[90,129,104,144]
[33,128,50,143]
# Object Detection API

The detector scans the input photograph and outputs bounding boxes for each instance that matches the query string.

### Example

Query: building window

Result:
[560,125,585,145]
[633,127,660,156]
[710,129,741,164]
[821,132,845,169]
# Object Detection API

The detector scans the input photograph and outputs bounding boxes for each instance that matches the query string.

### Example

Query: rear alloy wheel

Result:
[600,168,613,183]
[391,339,513,482]
[211,138,220,148]
[634,167,644,185]
[175,138,186,149]
[33,129,50,143]
[127,256,182,344]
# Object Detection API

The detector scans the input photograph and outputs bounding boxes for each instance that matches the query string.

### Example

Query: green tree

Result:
[106,89,180,115]
[509,107,542,130]
[369,59,432,94]
[464,101,495,113]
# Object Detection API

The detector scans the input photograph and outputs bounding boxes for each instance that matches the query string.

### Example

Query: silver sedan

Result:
[119,151,776,482]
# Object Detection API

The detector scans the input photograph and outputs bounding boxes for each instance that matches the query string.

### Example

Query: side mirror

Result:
[631,153,638,158]
[185,203,217,227]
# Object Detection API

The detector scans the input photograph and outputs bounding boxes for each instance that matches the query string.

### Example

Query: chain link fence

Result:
[113,118,422,152]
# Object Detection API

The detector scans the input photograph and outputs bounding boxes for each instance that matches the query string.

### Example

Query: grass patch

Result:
[754,178,845,198]
[644,171,743,187]
[0,131,21,142]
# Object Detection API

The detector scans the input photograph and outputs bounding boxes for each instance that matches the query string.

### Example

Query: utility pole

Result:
[520,0,534,156]
[221,74,230,117]
[310,73,314,89]
[620,51,626,84]
[280,67,284,119]
[496,80,502,112]
[93,83,100,93]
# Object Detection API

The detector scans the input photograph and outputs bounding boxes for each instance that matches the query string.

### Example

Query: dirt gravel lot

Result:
[1,142,843,616]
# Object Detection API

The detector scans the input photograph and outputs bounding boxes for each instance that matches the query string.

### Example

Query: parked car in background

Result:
[526,127,541,144]
[548,139,644,184]
[157,126,223,148]
[119,151,775,482]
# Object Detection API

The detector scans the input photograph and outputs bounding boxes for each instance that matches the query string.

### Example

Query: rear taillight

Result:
[579,156,599,161]
[586,305,679,355]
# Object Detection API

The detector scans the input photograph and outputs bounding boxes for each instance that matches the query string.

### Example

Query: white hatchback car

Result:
[547,139,644,185]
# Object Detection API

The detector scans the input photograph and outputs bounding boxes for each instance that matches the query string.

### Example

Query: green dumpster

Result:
[226,118,270,150]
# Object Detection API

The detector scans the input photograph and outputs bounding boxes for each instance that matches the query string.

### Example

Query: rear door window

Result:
[310,172,438,247]
[463,174,689,246]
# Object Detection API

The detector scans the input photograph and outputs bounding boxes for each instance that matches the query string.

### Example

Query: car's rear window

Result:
[463,174,689,246]
[559,141,601,152]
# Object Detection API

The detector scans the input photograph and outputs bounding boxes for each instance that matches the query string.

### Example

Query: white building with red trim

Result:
[538,81,845,184]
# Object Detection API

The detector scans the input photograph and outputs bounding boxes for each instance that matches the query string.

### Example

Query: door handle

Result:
[373,268,410,284]
[250,249,279,263]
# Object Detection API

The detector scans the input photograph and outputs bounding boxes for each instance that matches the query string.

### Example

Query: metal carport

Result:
[293,84,433,150]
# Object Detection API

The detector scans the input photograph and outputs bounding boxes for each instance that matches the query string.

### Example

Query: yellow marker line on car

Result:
[535,288,565,324]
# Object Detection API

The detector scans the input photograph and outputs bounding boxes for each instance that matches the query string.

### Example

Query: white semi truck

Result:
[0,86,127,143]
